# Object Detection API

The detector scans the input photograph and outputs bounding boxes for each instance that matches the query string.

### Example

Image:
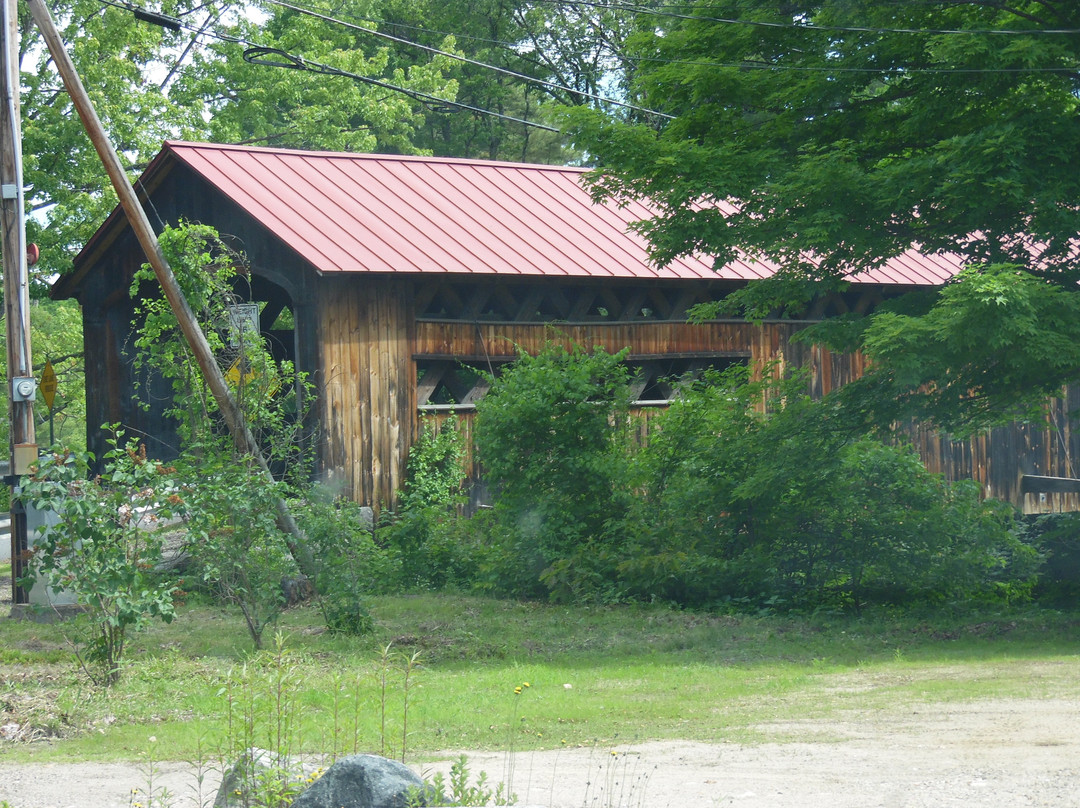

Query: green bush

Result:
[376,348,1036,613]
[399,417,466,512]
[1022,513,1080,605]
[474,343,634,601]
[379,505,491,591]
[616,365,1035,611]
[378,415,487,591]
[21,434,184,684]
[298,489,398,633]
[181,450,297,649]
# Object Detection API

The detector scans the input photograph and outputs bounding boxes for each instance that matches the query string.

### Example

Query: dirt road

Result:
[1,697,1077,807]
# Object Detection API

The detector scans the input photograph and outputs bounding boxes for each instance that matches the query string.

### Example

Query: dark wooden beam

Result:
[415,363,448,405]
[1021,475,1080,494]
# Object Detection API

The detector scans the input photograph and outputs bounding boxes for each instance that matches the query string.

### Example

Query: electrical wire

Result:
[267,3,537,51]
[522,0,1080,36]
[628,55,1080,74]
[96,0,562,130]
[260,0,1080,78]
[188,0,1080,80]
[240,45,560,130]
[101,0,1080,114]
[257,0,672,118]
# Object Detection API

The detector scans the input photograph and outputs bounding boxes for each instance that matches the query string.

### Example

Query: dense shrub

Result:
[616,366,1037,610]
[22,435,185,684]
[297,489,398,634]
[473,343,634,600]
[398,417,466,512]
[376,416,488,590]
[407,351,1039,610]
[379,505,493,591]
[1022,513,1080,605]
[181,450,298,648]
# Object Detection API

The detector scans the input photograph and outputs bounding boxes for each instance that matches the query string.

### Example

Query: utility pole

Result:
[1,0,36,604]
[24,0,315,577]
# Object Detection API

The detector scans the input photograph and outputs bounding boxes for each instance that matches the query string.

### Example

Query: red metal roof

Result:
[94,141,967,285]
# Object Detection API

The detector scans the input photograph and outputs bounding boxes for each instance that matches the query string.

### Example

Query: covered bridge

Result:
[54,141,1080,513]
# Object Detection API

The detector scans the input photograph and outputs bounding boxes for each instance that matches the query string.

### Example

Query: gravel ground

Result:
[0,697,1078,807]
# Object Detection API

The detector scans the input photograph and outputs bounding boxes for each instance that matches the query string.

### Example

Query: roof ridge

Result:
[163,140,588,173]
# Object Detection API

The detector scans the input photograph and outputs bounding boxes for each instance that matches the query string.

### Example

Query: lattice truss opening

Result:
[416,282,723,322]
[416,355,748,410]
[415,280,886,322]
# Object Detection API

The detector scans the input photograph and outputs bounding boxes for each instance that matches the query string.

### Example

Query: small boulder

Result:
[358,506,375,534]
[290,754,424,808]
[213,747,322,808]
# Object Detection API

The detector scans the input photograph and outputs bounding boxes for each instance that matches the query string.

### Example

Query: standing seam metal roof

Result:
[97,141,967,285]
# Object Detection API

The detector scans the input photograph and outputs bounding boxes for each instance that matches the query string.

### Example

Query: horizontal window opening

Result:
[415,354,749,411]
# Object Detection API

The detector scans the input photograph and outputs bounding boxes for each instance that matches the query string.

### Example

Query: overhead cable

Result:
[259,0,1080,79]
[631,56,1080,74]
[240,46,559,130]
[523,0,1080,36]
[258,0,673,119]
[98,0,559,131]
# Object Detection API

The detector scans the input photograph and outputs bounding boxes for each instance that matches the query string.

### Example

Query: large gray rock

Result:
[290,754,424,808]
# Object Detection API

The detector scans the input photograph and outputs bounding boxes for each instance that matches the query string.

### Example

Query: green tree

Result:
[168,0,461,154]
[0,299,86,456]
[562,1,1080,431]
[20,0,211,280]
[174,0,644,164]
[375,0,637,161]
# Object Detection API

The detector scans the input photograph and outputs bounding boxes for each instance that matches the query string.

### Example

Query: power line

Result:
[630,55,1080,75]
[101,0,1078,121]
[240,45,560,131]
[523,0,1080,36]
[257,0,672,119]
[262,0,1080,80]
[271,4,530,52]
[96,0,562,131]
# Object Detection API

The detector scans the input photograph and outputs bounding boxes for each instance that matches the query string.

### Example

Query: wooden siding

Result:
[906,389,1080,514]
[414,317,1080,514]
[317,277,415,507]
[413,319,859,385]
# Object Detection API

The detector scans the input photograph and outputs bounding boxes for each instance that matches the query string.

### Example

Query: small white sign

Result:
[226,303,260,345]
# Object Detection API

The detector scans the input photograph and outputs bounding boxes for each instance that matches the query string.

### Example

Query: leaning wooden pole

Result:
[25,0,314,574]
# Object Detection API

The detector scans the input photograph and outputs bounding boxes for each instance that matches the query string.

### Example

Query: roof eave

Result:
[51,142,181,300]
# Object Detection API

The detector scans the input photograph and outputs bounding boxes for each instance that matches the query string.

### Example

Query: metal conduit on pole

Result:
[24,0,314,576]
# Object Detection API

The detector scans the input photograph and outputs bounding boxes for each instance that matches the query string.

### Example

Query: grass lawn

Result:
[1,594,1078,764]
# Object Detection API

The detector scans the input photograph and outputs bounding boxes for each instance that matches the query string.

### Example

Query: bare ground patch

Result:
[1,697,1078,807]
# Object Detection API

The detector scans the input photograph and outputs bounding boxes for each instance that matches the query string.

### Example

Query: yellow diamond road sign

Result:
[226,357,280,396]
[226,357,256,388]
[40,359,57,410]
